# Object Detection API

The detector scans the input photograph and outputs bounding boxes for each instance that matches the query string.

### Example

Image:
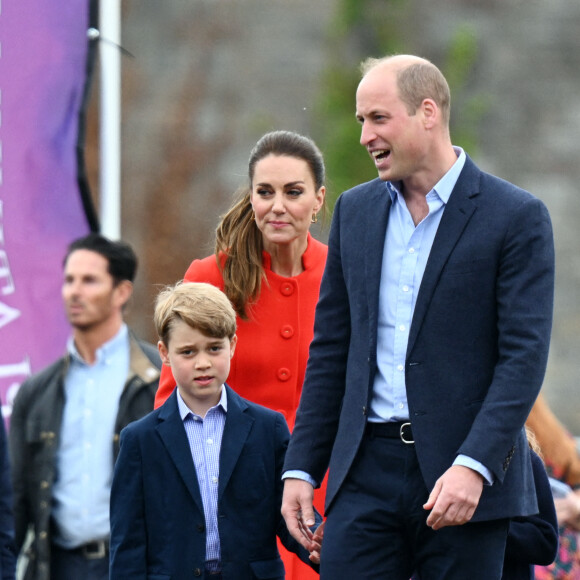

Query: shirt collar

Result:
[385,146,466,204]
[176,385,228,421]
[67,323,129,365]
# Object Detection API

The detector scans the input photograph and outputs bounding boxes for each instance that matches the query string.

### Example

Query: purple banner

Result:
[0,0,92,417]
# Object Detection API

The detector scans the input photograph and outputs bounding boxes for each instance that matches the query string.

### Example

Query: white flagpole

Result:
[98,0,121,240]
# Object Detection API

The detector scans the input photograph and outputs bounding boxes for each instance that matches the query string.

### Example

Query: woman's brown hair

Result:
[215,131,326,318]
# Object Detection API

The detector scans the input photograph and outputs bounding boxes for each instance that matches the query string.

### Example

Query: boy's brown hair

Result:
[154,282,237,346]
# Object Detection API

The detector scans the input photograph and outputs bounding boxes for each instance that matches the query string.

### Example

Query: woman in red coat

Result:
[155,130,327,579]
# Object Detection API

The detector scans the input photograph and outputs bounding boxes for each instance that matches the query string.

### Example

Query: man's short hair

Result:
[64,233,138,285]
[154,282,237,346]
[360,55,451,126]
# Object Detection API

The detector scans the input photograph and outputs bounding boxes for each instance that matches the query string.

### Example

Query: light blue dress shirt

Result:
[177,387,227,570]
[52,324,130,548]
[286,147,492,486]
[370,149,465,421]
[372,148,491,483]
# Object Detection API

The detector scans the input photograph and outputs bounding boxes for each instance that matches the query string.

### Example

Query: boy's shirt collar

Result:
[176,385,228,420]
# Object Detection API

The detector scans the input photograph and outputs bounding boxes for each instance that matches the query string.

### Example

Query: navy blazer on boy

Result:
[284,155,555,522]
[110,386,316,579]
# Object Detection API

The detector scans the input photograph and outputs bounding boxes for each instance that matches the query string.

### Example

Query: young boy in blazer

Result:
[109,282,320,580]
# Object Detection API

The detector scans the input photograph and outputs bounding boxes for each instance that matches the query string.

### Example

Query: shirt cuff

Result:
[454,454,494,485]
[282,470,318,488]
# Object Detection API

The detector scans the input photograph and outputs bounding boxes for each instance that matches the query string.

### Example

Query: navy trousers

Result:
[320,427,509,580]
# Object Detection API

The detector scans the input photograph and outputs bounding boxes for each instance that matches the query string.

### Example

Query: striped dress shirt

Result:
[176,388,227,570]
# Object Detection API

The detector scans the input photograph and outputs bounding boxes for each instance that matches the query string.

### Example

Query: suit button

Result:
[197,523,205,532]
[280,324,294,339]
[194,568,203,577]
[277,368,291,381]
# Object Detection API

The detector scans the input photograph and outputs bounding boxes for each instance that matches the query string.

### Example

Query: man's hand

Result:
[423,465,484,530]
[282,478,316,550]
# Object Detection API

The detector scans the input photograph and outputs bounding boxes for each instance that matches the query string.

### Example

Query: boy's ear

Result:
[229,334,238,359]
[158,340,171,366]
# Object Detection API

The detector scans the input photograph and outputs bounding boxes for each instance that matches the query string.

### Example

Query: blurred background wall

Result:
[85,0,580,432]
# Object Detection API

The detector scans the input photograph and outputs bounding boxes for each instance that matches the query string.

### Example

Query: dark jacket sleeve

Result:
[504,450,558,566]
[8,373,38,553]
[0,418,17,579]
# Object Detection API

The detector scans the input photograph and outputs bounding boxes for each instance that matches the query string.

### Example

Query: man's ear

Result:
[158,340,171,366]
[114,280,134,309]
[421,98,438,129]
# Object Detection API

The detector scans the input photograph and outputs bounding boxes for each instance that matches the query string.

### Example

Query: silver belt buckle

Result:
[399,422,414,444]
[82,540,106,560]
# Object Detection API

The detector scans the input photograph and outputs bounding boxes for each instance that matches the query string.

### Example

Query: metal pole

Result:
[98,0,121,240]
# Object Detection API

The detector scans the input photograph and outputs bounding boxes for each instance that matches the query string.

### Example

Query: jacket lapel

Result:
[407,157,481,355]
[365,181,392,349]
[156,392,204,513]
[218,386,254,501]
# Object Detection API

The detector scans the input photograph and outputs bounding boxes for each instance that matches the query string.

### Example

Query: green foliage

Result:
[312,0,411,207]
[444,25,479,89]
[314,65,376,206]
[443,25,491,155]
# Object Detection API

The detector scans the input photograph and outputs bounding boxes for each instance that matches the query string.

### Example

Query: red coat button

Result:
[280,325,294,339]
[277,368,291,381]
[280,283,294,296]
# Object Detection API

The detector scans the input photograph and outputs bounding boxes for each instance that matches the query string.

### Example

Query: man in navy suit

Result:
[281,54,555,579]
[110,282,319,579]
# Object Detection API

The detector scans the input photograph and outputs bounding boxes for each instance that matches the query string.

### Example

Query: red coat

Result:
[154,234,327,580]
[155,234,327,430]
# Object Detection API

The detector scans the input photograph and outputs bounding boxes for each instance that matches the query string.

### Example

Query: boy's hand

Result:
[309,520,325,564]
[282,478,316,550]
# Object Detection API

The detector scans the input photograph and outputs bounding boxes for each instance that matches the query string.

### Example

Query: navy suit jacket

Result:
[110,386,316,580]
[284,156,555,521]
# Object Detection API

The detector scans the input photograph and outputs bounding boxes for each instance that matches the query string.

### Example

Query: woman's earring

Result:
[311,212,318,224]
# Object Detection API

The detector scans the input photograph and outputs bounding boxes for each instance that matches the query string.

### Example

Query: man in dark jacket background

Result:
[0,417,16,580]
[9,234,160,580]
